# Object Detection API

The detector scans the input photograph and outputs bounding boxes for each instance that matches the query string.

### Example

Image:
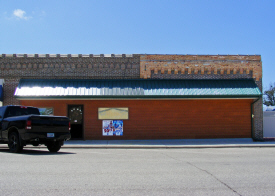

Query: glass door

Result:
[68,105,83,140]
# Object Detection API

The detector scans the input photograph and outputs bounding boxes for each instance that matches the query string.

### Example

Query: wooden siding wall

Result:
[20,99,253,139]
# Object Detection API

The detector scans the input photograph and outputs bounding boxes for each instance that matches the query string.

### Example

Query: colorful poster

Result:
[102,120,123,136]
[113,120,123,136]
[102,120,114,136]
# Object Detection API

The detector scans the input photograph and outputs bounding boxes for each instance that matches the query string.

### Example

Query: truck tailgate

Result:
[29,116,70,133]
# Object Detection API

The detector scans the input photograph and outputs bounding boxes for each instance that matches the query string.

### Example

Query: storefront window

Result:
[38,108,54,115]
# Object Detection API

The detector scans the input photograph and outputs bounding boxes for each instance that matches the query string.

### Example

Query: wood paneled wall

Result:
[20,99,253,140]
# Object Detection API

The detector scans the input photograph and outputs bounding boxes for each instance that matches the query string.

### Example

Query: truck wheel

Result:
[47,142,62,152]
[8,132,23,153]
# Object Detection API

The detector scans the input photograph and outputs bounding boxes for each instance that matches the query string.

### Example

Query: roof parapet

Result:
[0,54,134,58]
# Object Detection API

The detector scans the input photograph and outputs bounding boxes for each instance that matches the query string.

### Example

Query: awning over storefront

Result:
[14,79,262,100]
[0,85,3,101]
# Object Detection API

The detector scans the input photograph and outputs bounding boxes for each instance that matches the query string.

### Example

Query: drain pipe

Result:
[251,97,261,141]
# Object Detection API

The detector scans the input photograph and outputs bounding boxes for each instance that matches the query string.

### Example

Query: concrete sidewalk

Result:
[62,138,275,148]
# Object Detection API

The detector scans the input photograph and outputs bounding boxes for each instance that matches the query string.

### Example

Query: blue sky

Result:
[0,0,274,89]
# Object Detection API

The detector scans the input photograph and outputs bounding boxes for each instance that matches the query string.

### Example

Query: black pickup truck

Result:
[0,106,71,153]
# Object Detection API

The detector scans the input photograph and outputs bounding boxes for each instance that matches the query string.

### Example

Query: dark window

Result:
[4,106,40,118]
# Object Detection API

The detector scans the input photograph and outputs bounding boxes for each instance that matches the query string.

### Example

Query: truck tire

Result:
[47,142,62,152]
[8,132,23,153]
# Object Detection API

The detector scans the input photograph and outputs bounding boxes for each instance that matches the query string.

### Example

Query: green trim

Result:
[15,94,262,100]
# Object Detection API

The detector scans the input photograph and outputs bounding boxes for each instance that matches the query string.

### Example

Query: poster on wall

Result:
[102,120,123,136]
[102,120,114,136]
[113,120,123,136]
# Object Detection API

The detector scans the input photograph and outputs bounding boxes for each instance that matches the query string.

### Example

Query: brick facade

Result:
[0,54,263,140]
[140,54,262,80]
[0,54,140,79]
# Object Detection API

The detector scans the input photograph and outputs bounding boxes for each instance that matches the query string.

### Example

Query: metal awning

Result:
[14,79,262,100]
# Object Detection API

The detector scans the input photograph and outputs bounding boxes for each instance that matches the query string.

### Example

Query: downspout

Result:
[251,97,261,141]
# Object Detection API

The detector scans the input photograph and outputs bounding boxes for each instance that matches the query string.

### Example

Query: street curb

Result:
[61,144,275,148]
[20,144,274,149]
[1,144,275,150]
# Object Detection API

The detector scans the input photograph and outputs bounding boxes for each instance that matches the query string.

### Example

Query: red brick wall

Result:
[20,99,253,140]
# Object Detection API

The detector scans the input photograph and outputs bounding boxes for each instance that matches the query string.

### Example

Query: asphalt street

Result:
[0,147,275,196]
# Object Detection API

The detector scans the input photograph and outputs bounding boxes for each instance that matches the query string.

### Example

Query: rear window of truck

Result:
[4,106,40,118]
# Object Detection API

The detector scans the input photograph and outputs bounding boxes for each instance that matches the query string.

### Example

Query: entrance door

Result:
[68,105,83,140]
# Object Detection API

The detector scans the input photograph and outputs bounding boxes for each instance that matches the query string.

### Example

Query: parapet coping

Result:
[0,54,134,58]
[0,54,261,58]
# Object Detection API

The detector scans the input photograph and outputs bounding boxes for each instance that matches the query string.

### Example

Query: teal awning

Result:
[14,79,262,99]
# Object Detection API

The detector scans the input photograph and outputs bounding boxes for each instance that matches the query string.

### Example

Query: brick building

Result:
[0,54,263,140]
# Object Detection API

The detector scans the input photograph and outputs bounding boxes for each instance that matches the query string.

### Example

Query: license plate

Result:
[47,133,55,138]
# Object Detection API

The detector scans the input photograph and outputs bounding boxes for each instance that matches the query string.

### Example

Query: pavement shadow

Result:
[0,147,75,155]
